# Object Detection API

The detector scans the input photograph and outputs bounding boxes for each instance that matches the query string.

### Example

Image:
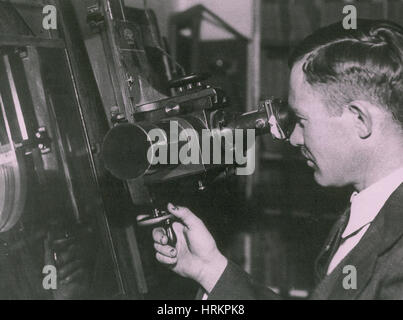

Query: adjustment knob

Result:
[168,73,209,91]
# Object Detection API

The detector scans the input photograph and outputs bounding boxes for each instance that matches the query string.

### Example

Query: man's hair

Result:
[288,19,403,124]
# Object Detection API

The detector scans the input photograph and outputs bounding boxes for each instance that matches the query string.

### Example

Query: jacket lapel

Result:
[313,219,381,299]
[311,183,403,299]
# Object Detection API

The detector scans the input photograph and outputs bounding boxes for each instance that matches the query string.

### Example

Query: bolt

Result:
[255,118,266,129]
[17,48,28,59]
[127,75,135,88]
[198,180,206,191]
[164,105,180,115]
[116,113,126,122]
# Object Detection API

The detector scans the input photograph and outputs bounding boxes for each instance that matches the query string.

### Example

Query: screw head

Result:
[255,119,266,129]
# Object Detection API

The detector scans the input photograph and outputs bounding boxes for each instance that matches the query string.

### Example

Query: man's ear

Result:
[346,101,373,139]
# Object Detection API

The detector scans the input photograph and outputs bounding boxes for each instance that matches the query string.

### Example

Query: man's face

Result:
[288,61,358,187]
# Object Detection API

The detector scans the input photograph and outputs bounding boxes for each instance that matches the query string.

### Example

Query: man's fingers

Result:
[52,238,76,251]
[136,214,150,222]
[167,203,200,228]
[54,244,79,265]
[60,268,85,285]
[155,252,177,265]
[58,260,83,280]
[154,243,177,258]
[152,227,168,244]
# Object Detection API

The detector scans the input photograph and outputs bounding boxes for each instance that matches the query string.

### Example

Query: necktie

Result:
[315,207,350,280]
[326,209,351,269]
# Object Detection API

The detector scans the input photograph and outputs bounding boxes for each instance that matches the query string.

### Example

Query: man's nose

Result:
[289,126,303,147]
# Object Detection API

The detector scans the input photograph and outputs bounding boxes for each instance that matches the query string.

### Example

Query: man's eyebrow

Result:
[287,100,306,117]
[292,109,306,118]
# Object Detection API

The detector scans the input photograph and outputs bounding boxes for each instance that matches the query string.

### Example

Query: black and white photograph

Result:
[1,0,403,306]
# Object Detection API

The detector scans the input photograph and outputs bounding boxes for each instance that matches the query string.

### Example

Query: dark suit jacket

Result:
[206,183,403,300]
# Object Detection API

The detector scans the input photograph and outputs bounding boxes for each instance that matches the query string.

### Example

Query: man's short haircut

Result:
[289,19,403,124]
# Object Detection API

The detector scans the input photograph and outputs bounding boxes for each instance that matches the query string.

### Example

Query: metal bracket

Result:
[14,126,52,155]
[86,0,105,32]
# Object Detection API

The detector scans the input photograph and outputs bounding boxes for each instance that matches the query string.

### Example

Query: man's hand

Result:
[44,234,90,300]
[152,203,228,293]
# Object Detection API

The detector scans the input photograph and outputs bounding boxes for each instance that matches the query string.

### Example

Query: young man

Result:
[152,19,403,299]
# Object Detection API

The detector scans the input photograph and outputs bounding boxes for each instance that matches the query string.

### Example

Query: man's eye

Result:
[296,117,305,128]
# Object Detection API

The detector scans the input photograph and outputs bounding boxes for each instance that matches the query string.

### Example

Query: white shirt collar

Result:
[342,167,403,238]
